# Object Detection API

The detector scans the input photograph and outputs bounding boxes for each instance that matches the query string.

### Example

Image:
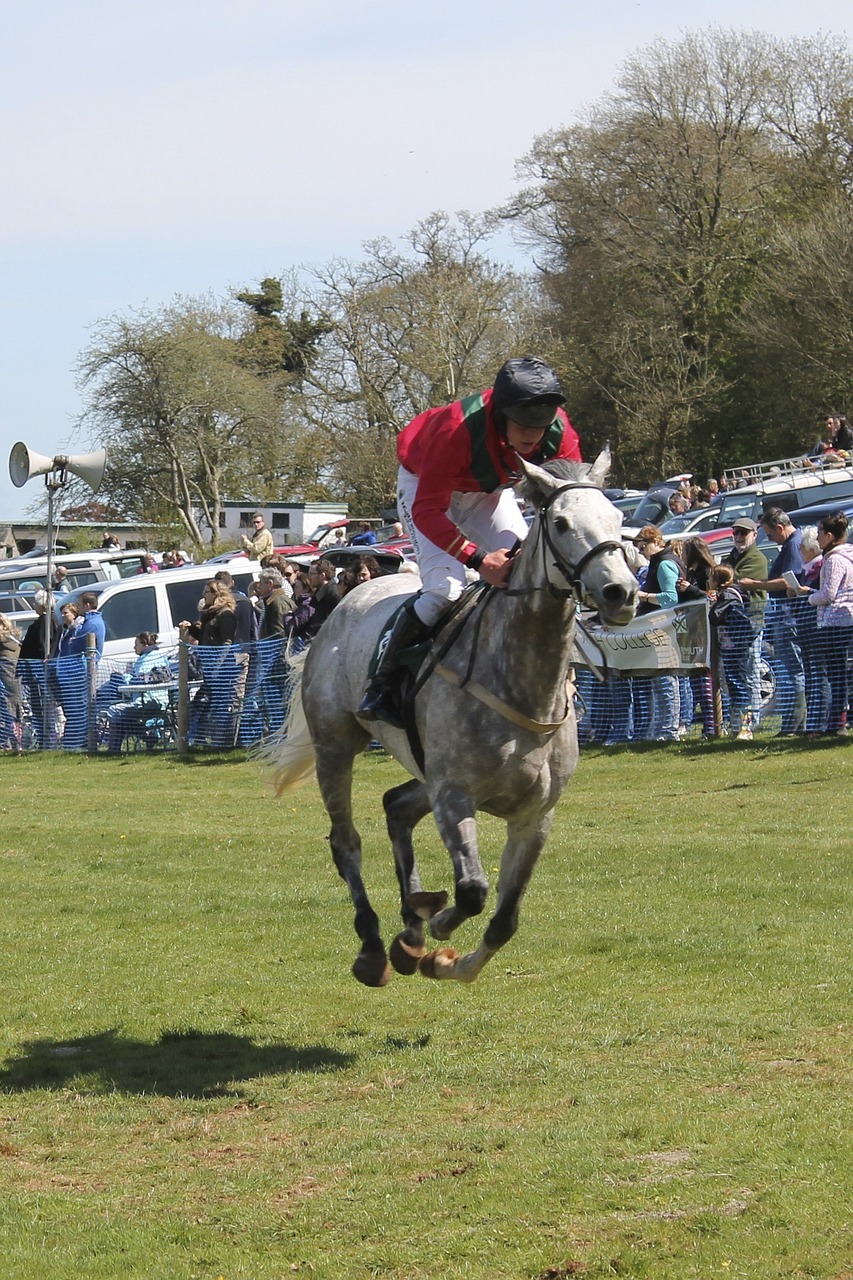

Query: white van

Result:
[56,563,260,672]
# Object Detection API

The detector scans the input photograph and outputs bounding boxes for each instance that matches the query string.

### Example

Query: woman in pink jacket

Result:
[805,510,853,735]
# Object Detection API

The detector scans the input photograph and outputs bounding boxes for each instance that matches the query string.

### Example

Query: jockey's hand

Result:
[478,549,515,588]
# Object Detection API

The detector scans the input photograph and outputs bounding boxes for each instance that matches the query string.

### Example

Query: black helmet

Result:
[492,357,565,430]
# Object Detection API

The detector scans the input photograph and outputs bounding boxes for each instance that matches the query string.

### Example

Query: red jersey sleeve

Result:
[397,404,480,560]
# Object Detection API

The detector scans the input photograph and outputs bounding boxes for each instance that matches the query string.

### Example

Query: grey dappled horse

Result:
[268,452,638,985]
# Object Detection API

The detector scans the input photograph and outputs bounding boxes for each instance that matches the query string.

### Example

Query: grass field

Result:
[0,740,851,1279]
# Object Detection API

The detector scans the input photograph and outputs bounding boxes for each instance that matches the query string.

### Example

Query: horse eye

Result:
[553,516,570,533]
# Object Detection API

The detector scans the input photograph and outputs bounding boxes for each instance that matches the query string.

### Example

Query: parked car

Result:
[609,492,646,523]
[55,562,261,675]
[715,455,853,528]
[621,486,680,540]
[0,548,148,596]
[658,507,727,542]
[754,497,853,570]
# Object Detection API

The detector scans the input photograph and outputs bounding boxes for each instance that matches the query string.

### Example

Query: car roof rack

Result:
[723,454,852,485]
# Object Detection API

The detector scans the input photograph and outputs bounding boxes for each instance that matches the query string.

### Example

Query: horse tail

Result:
[257,647,318,795]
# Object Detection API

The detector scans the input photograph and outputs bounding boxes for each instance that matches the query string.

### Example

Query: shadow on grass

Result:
[0,1028,354,1098]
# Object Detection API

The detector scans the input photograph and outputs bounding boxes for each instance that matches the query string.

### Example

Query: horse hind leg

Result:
[314,741,391,988]
[383,779,433,975]
[420,812,553,984]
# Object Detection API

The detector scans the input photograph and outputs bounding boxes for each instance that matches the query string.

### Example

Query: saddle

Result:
[367,583,490,770]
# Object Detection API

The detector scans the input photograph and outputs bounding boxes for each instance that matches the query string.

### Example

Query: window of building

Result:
[271,512,290,530]
[239,511,255,528]
[219,512,227,528]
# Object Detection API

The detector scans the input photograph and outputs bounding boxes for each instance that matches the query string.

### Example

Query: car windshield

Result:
[658,512,697,533]
[659,509,720,535]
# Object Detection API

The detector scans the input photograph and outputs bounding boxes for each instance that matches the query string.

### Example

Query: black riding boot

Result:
[357,599,430,729]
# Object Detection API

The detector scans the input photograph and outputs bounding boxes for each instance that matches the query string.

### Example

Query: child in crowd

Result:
[709,564,755,740]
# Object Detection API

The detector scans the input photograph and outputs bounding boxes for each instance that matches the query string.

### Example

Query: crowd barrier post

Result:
[710,629,723,736]
[177,626,190,756]
[86,634,98,752]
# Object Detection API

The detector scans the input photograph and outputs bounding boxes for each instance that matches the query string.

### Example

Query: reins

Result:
[421,479,624,733]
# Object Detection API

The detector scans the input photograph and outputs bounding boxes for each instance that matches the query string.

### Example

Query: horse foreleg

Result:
[425,792,489,942]
[420,812,553,984]
[315,744,390,988]
[383,779,432,975]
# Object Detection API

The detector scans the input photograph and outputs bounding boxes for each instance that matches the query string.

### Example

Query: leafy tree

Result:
[235,275,333,380]
[77,281,335,544]
[296,212,539,512]
[506,28,853,481]
[77,298,287,548]
[738,191,853,430]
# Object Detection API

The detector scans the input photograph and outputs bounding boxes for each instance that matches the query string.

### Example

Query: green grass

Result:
[0,741,851,1279]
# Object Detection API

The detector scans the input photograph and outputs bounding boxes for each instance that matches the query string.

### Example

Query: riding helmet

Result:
[492,357,566,431]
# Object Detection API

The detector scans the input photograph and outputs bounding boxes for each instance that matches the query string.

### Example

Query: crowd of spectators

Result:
[580,497,853,745]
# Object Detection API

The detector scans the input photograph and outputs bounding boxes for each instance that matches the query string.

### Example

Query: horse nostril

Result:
[602,583,627,604]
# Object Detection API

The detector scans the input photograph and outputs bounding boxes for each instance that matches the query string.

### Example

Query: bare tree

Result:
[292,212,539,511]
[77,298,285,547]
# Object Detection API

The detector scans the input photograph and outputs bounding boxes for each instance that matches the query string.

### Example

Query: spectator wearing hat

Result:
[724,517,767,728]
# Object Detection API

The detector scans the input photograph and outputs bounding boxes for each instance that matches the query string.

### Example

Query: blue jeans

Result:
[768,608,804,732]
[652,674,679,740]
[821,626,853,731]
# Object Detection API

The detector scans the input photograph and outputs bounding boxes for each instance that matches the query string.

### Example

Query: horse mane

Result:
[517,457,593,504]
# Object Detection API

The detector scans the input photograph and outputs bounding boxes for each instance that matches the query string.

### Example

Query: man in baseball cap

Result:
[723,516,767,731]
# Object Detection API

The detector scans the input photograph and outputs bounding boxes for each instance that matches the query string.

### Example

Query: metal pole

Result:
[43,479,55,664]
[177,626,190,756]
[86,632,98,752]
[42,480,59,749]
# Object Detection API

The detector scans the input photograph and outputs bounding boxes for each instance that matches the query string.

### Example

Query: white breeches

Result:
[396,466,528,626]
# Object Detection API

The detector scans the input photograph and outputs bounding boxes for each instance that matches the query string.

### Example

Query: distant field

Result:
[0,741,851,1279]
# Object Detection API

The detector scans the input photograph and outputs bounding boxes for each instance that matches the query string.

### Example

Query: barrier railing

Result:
[7,603,850,752]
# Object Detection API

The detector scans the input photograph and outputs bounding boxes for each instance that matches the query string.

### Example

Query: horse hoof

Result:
[352,953,392,987]
[419,947,460,980]
[407,890,449,921]
[389,934,426,976]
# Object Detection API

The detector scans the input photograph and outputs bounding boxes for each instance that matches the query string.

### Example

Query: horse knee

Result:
[455,876,488,917]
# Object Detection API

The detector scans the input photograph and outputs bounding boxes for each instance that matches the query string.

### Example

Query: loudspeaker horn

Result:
[9,442,56,488]
[55,449,108,493]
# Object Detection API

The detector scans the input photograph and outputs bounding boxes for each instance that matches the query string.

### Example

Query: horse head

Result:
[517,448,638,627]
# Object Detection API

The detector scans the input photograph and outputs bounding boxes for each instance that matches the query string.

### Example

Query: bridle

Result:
[507,481,629,603]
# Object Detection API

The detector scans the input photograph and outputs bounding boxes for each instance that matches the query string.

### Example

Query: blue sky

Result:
[1,0,850,521]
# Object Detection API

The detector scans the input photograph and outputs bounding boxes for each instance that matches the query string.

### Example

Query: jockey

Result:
[357,356,581,726]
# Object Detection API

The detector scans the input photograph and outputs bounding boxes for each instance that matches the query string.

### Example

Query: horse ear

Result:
[587,444,612,488]
[516,456,565,506]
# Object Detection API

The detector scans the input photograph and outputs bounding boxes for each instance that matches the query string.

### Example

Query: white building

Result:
[213,500,348,547]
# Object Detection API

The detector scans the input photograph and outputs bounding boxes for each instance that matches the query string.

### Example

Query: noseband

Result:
[532,481,628,602]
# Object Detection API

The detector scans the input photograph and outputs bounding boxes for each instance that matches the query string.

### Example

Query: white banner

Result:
[572,599,711,675]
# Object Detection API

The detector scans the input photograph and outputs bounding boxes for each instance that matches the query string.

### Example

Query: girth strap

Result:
[433,663,575,734]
